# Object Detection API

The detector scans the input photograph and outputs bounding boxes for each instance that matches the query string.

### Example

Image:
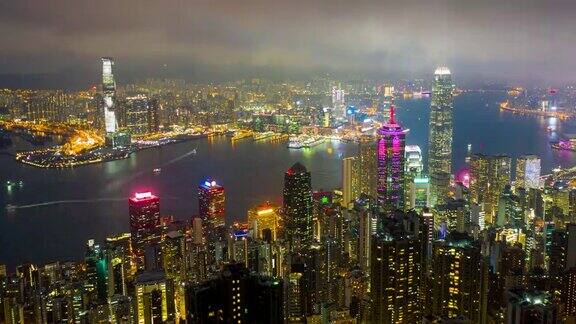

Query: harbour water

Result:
[2,91,576,268]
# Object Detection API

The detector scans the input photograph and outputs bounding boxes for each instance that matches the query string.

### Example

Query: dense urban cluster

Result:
[4,62,576,324]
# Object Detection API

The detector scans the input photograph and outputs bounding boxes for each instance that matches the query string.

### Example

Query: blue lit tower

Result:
[198,179,226,229]
[102,57,118,134]
[377,105,408,210]
[283,162,313,249]
[428,66,454,206]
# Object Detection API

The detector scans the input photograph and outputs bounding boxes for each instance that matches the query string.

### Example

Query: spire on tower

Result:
[389,105,396,124]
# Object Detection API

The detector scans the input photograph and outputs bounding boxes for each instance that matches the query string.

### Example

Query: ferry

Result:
[5,204,17,213]
[551,139,576,152]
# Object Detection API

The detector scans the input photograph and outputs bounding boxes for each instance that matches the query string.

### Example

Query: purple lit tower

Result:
[377,105,409,210]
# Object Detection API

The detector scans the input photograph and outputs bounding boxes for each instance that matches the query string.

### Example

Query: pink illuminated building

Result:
[377,105,409,210]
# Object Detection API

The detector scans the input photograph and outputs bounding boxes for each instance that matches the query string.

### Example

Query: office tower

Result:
[342,156,359,207]
[498,185,524,228]
[430,232,488,323]
[428,66,454,206]
[162,231,186,281]
[134,271,175,324]
[377,105,408,210]
[148,98,160,133]
[286,271,305,323]
[101,57,118,134]
[198,179,226,229]
[434,199,468,233]
[247,201,281,241]
[84,239,108,302]
[109,295,134,323]
[358,135,378,197]
[105,233,135,297]
[408,176,430,210]
[506,288,557,323]
[332,86,346,119]
[371,211,422,322]
[188,263,283,323]
[129,192,161,250]
[516,155,541,190]
[405,145,424,174]
[569,190,576,223]
[564,267,576,319]
[125,95,150,135]
[283,162,313,249]
[470,154,512,224]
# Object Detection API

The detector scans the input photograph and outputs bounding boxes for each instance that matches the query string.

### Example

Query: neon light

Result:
[134,192,153,199]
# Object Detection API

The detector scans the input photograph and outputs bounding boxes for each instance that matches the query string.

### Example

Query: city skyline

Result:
[4,2,576,322]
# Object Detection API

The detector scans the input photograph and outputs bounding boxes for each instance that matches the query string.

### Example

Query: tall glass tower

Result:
[377,105,408,210]
[428,66,454,206]
[283,162,313,249]
[102,57,118,134]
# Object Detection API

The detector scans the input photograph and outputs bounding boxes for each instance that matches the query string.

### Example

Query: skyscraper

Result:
[187,263,283,323]
[430,232,488,323]
[129,192,161,253]
[371,211,422,322]
[125,95,151,135]
[377,105,408,210]
[358,135,378,197]
[101,57,118,134]
[198,179,226,229]
[428,66,454,206]
[247,201,281,241]
[470,154,512,224]
[515,155,541,190]
[283,162,313,249]
[134,271,175,323]
[342,156,359,207]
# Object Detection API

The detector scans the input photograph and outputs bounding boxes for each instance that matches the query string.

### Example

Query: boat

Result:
[153,168,162,174]
[5,180,24,188]
[552,139,576,152]
[5,204,17,212]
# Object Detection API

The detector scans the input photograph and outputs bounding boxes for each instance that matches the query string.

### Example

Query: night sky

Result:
[1,0,575,87]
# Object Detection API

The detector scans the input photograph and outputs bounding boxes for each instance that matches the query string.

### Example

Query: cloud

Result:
[0,0,575,85]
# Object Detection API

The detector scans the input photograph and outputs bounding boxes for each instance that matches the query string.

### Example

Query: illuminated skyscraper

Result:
[358,135,378,197]
[198,179,226,229]
[134,271,175,323]
[428,66,454,206]
[371,211,422,322]
[101,57,118,134]
[247,201,281,241]
[377,105,408,210]
[515,155,541,190]
[283,162,313,249]
[470,154,512,224]
[129,192,161,254]
[105,233,135,297]
[342,156,359,207]
[125,95,151,135]
[405,145,424,174]
[430,232,488,323]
